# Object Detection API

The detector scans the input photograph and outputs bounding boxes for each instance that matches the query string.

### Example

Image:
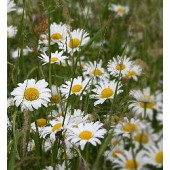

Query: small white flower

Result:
[109,4,129,17]
[113,117,146,138]
[67,121,107,150]
[90,79,122,106]
[129,87,163,119]
[7,25,17,38]
[60,76,90,98]
[39,51,68,65]
[59,28,90,54]
[113,149,146,170]
[50,22,68,44]
[7,97,15,108]
[107,55,132,77]
[11,79,51,111]
[7,0,16,13]
[143,140,163,168]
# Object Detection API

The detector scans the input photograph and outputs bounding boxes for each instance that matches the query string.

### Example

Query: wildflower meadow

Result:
[7,0,163,169]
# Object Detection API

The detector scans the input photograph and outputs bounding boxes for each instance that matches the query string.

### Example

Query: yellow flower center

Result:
[112,140,120,146]
[71,84,82,93]
[125,159,139,169]
[123,123,139,133]
[51,33,63,40]
[69,38,81,48]
[117,7,126,14]
[24,87,39,101]
[50,57,59,63]
[52,123,62,132]
[140,102,155,109]
[128,70,136,76]
[112,150,124,158]
[155,151,163,164]
[79,130,93,140]
[91,68,103,76]
[134,133,149,144]
[101,88,114,98]
[51,94,60,104]
[116,64,126,71]
[36,118,47,127]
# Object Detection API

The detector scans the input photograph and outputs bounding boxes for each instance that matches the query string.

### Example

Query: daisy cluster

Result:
[7,1,163,170]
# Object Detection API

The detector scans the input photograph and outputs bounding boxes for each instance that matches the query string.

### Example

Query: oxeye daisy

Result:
[82,60,109,83]
[7,25,17,38]
[11,79,51,111]
[38,34,49,46]
[39,51,68,65]
[113,149,146,170]
[40,116,69,141]
[50,85,61,104]
[50,22,68,44]
[124,64,142,81]
[105,144,125,163]
[60,76,90,98]
[109,4,129,17]
[129,87,163,119]
[60,28,90,54]
[67,121,107,150]
[90,79,122,106]
[43,161,69,170]
[107,55,132,77]
[7,0,16,13]
[143,140,163,168]
[113,117,145,138]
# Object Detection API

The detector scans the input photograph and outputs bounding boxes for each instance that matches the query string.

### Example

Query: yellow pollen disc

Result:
[51,94,60,104]
[112,140,119,146]
[79,130,93,140]
[91,68,103,76]
[155,151,163,164]
[71,84,82,93]
[52,123,62,132]
[134,133,149,144]
[101,88,114,98]
[51,33,63,40]
[140,102,155,109]
[123,123,139,133]
[116,64,126,71]
[112,150,124,158]
[24,87,39,101]
[50,57,59,63]
[69,38,81,48]
[125,159,139,169]
[128,70,136,76]
[117,7,126,14]
[36,118,47,127]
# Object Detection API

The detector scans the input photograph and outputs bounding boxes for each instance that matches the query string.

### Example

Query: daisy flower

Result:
[30,118,47,133]
[43,161,69,170]
[50,85,61,104]
[59,28,90,54]
[67,121,107,150]
[60,76,90,98]
[50,22,68,44]
[38,34,49,46]
[107,55,132,77]
[40,116,69,141]
[156,113,163,125]
[11,79,51,111]
[113,149,146,170]
[109,4,129,17]
[39,51,68,65]
[7,25,17,38]
[7,0,16,13]
[82,60,109,83]
[90,79,122,106]
[105,144,125,163]
[124,64,142,81]
[143,140,163,168]
[129,87,163,119]
[113,117,145,138]
[11,47,32,59]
